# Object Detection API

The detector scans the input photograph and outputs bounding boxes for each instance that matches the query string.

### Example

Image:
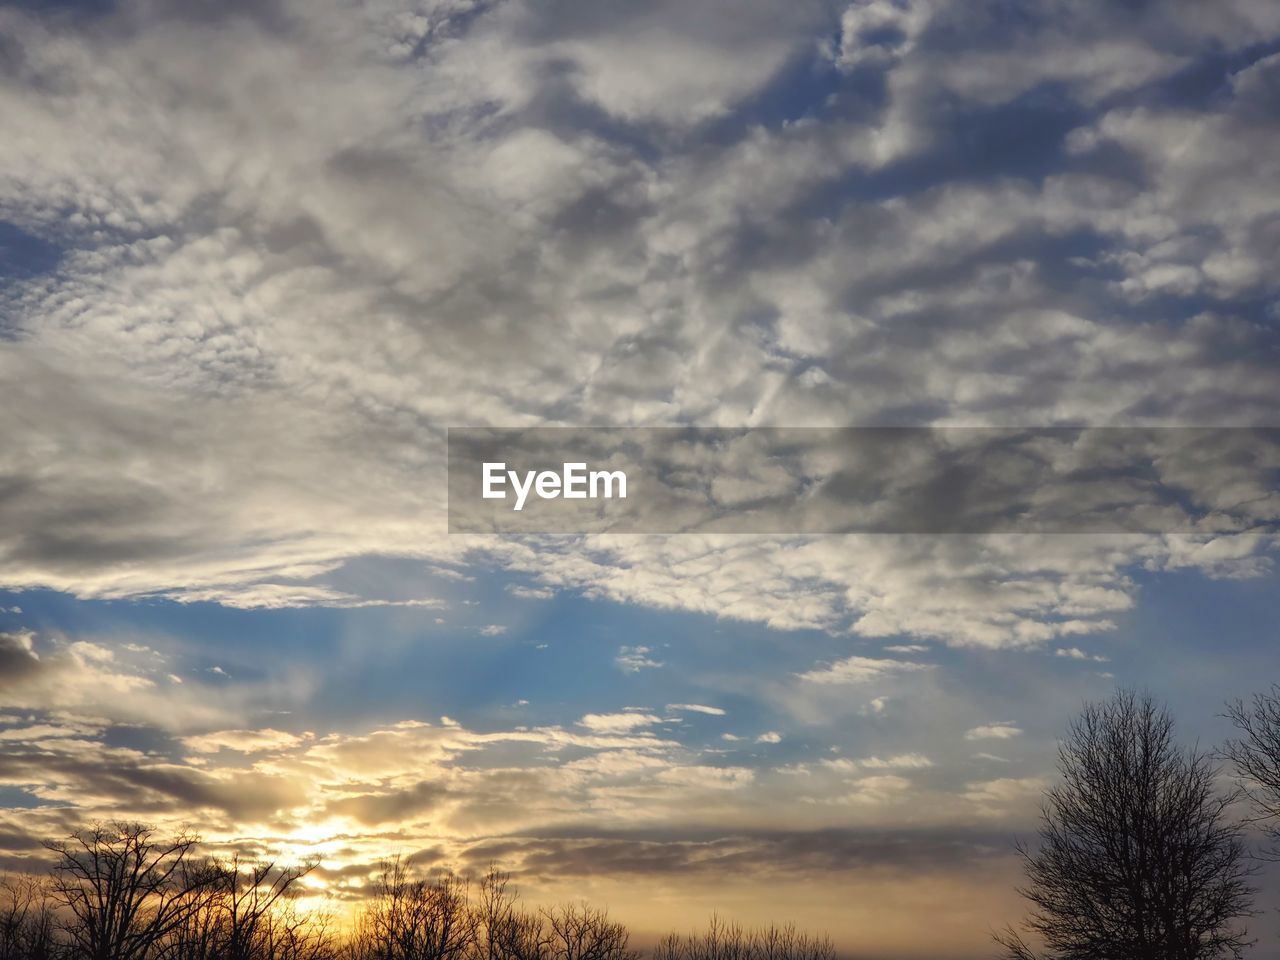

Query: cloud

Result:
[826,775,914,807]
[666,704,726,716]
[577,713,666,734]
[852,754,933,770]
[614,646,664,672]
[656,766,755,790]
[827,0,931,72]
[0,0,1273,655]
[796,655,931,685]
[755,732,782,744]
[325,780,451,827]
[1055,647,1109,662]
[972,753,1009,763]
[507,585,555,600]
[964,777,1048,816]
[964,723,1023,741]
[183,729,311,754]
[2,700,1018,882]
[458,824,1016,881]
[0,631,232,730]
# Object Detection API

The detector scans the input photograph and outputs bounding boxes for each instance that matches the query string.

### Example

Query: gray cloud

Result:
[0,0,1276,647]
[459,825,1012,880]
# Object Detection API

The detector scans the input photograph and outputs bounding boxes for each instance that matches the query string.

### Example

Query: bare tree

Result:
[219,855,319,960]
[996,690,1255,960]
[472,868,547,960]
[1224,684,1280,858]
[540,904,632,960]
[44,821,218,960]
[350,863,637,960]
[162,869,224,960]
[257,901,338,960]
[0,876,59,960]
[653,917,833,960]
[350,858,477,960]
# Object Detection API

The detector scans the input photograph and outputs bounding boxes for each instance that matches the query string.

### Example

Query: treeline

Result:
[0,827,833,960]
[653,917,833,960]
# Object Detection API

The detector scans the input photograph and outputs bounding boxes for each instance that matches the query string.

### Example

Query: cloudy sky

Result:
[2,0,1280,956]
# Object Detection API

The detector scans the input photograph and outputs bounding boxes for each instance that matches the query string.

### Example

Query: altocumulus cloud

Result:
[0,0,1275,651]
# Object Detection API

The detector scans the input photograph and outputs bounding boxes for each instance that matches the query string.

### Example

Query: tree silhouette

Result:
[653,915,834,960]
[0,875,58,960]
[217,855,319,960]
[474,866,548,960]
[996,690,1254,960]
[158,853,323,960]
[1224,683,1280,858]
[44,821,219,960]
[348,857,478,960]
[348,860,636,960]
[540,904,633,960]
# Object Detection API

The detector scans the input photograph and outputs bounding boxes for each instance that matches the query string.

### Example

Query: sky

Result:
[1,1,1280,957]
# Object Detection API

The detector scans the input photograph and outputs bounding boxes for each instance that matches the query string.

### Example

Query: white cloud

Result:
[0,631,235,731]
[1055,647,1109,662]
[183,729,309,754]
[507,584,555,600]
[964,723,1023,741]
[666,704,726,716]
[854,753,933,770]
[615,645,664,672]
[797,655,931,685]
[577,713,665,734]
